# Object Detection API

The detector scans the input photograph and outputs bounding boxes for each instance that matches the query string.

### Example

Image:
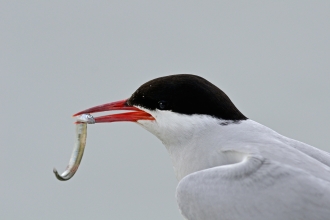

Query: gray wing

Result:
[285,137,330,167]
[176,154,330,220]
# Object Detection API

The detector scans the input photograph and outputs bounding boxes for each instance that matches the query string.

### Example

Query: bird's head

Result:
[74,74,247,145]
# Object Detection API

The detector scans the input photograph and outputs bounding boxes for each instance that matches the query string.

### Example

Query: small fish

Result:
[53,114,95,181]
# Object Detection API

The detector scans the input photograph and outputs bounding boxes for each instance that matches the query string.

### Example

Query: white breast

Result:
[137,108,330,220]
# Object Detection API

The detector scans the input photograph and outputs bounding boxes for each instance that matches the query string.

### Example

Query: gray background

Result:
[1,1,329,220]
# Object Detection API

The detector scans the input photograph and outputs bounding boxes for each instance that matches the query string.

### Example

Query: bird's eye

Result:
[158,100,167,110]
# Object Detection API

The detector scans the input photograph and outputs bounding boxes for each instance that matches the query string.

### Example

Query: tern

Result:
[73,74,330,220]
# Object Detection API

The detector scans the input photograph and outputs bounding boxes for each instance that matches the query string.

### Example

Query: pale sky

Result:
[1,1,330,219]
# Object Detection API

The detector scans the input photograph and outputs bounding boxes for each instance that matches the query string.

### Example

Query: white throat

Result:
[137,108,248,180]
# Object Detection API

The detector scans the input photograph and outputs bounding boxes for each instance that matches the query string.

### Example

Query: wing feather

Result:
[176,153,330,220]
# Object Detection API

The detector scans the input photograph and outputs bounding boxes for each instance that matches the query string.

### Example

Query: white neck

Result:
[137,109,275,180]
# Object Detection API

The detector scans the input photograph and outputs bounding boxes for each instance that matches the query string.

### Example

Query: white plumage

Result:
[139,109,330,220]
[71,74,330,220]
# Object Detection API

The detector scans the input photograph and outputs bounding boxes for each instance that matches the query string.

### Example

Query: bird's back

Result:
[176,152,330,220]
[175,120,330,220]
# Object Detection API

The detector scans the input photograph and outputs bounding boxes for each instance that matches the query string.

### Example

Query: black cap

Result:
[127,74,247,121]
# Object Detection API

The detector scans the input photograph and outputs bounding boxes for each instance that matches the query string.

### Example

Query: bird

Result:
[73,74,330,220]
